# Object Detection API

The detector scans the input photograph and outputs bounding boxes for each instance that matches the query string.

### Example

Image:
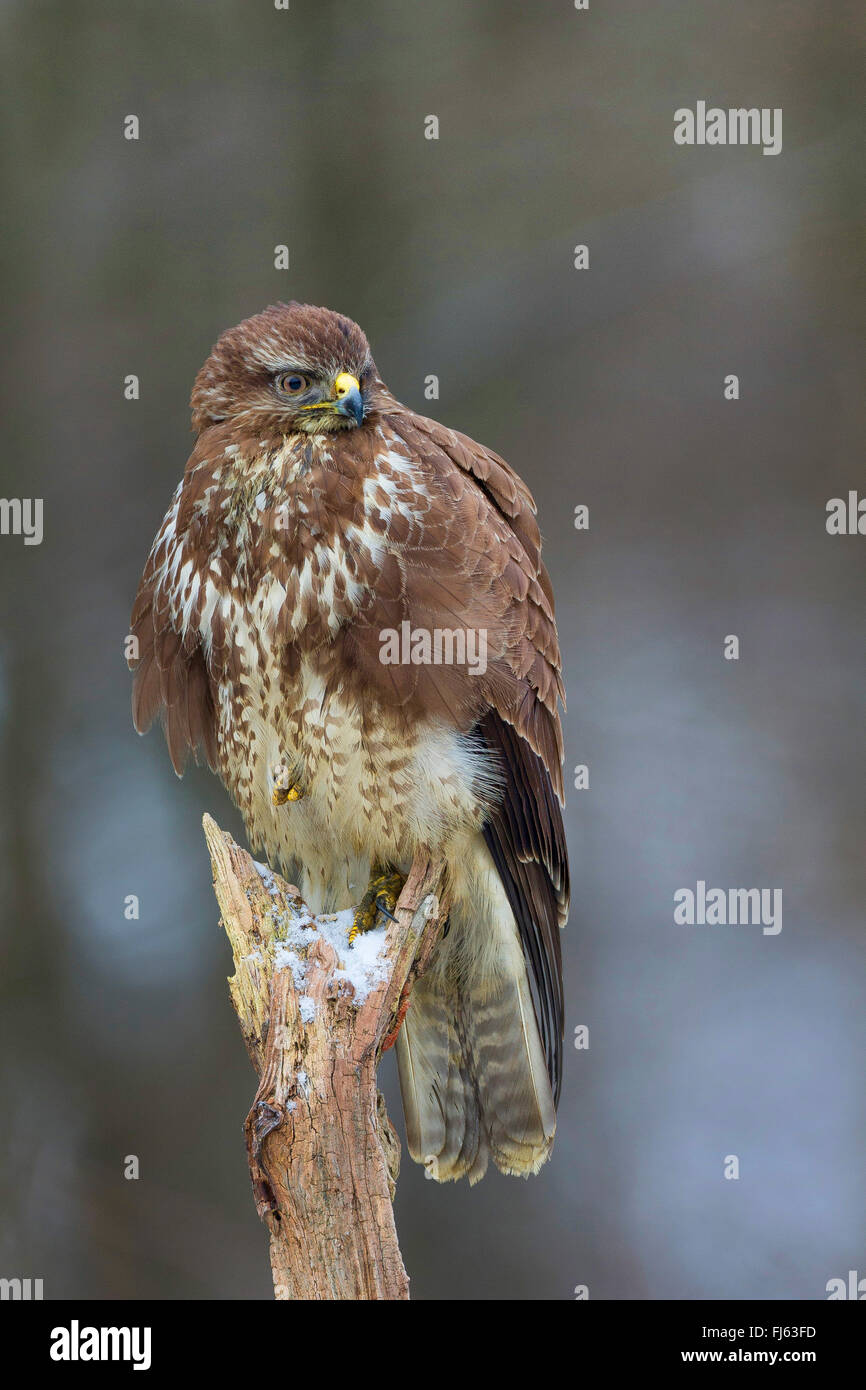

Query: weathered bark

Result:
[202,814,448,1300]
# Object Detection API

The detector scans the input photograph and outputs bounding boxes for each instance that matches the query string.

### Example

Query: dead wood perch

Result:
[202,814,449,1300]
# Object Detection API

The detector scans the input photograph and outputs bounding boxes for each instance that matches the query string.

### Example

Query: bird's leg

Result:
[271,761,304,806]
[349,864,406,944]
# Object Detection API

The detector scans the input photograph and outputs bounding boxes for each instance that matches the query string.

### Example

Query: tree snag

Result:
[202,813,449,1300]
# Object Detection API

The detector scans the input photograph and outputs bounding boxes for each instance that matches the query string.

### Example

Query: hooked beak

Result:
[333,372,364,426]
[298,371,365,427]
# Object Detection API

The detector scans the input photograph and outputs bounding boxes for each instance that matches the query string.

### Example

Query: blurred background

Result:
[1,0,864,1300]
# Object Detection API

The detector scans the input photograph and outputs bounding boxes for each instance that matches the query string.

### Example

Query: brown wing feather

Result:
[128,472,218,775]
[385,407,566,793]
[479,710,568,1102]
[384,407,569,1101]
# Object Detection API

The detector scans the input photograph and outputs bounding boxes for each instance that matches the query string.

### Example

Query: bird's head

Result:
[190,302,377,437]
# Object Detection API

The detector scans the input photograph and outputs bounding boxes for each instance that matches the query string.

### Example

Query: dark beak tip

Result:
[338,388,365,426]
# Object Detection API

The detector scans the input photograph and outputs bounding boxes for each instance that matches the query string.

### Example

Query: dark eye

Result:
[277,372,309,395]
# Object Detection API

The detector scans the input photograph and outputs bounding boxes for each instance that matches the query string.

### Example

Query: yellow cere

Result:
[334,372,360,398]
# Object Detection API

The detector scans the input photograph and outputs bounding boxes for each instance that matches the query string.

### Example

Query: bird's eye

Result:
[277,372,309,395]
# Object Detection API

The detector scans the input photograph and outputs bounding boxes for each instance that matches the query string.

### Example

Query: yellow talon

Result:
[272,763,303,805]
[272,785,302,805]
[349,868,406,944]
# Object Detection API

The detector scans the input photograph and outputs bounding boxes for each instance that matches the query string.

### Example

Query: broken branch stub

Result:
[202,813,448,1300]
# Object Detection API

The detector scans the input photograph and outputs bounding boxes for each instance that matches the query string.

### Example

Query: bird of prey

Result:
[129,303,568,1182]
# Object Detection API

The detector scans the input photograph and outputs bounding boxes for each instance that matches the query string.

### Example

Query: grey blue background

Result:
[1,0,863,1299]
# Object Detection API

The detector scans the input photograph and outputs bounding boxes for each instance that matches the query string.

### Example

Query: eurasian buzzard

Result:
[130,303,568,1182]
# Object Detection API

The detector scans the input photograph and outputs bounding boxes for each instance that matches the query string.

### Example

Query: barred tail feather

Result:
[396,880,556,1183]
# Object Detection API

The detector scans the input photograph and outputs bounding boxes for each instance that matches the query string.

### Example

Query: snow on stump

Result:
[202,813,448,1301]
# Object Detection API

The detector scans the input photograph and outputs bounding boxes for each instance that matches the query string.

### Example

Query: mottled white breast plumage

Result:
[185,431,488,910]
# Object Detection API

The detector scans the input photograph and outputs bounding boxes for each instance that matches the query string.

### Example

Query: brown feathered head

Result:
[189,302,378,436]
